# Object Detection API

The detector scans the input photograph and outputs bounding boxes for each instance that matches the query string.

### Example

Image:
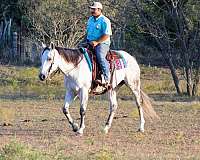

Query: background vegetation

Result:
[1,0,200,96]
[0,65,200,160]
[1,1,200,159]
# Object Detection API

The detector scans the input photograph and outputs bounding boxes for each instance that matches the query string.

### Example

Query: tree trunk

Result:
[185,67,193,96]
[192,69,199,96]
[155,37,182,95]
[167,58,181,95]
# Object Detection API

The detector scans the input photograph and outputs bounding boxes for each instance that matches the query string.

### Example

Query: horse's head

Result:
[39,42,60,81]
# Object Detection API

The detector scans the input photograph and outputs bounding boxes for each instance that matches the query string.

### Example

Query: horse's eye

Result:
[48,58,52,61]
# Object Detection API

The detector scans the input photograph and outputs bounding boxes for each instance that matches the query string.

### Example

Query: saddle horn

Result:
[42,42,47,48]
[50,42,55,49]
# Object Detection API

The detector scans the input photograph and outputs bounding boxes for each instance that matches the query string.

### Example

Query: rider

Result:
[86,2,112,87]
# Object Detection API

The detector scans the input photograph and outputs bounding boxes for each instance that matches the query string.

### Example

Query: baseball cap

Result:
[89,2,103,9]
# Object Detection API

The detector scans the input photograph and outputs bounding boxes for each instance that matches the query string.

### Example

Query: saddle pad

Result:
[107,50,127,70]
[114,59,126,70]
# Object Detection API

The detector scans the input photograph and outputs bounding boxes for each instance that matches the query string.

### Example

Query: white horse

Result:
[39,43,159,135]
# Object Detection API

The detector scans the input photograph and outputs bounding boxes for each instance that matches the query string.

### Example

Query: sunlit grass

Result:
[0,140,83,160]
[0,65,65,99]
[1,64,200,99]
[0,140,50,160]
[95,149,113,160]
[0,107,15,126]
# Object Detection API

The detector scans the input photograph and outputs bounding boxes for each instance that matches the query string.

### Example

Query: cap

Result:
[89,2,103,9]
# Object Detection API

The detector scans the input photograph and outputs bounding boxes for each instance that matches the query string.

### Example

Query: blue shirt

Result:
[87,14,112,45]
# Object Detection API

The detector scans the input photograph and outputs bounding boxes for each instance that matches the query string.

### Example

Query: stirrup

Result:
[94,79,102,84]
[102,82,111,90]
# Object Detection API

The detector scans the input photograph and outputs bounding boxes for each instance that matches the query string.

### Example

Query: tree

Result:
[127,0,200,96]
[19,0,89,47]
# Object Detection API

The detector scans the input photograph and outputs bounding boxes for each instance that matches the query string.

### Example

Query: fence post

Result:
[12,32,18,60]
[31,43,37,63]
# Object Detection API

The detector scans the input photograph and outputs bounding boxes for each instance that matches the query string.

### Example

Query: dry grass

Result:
[1,65,200,159]
[0,65,176,100]
[0,98,200,159]
[0,107,15,126]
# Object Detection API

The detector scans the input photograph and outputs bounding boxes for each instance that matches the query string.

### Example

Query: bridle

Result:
[41,47,58,78]
[47,49,56,75]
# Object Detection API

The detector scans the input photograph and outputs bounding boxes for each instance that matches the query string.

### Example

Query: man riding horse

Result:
[86,2,112,88]
[38,1,159,136]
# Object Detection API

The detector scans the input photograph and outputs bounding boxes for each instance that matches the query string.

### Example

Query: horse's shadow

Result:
[149,93,200,102]
[117,93,200,103]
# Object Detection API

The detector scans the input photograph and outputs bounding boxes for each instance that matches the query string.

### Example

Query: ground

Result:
[0,65,200,159]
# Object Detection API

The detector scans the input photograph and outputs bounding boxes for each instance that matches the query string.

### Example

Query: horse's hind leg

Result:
[128,80,145,132]
[104,89,118,134]
[63,89,79,132]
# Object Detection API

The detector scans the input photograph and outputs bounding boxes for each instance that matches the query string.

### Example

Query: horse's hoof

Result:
[104,129,108,134]
[76,130,83,136]
[103,126,109,134]
[72,123,79,132]
[137,128,144,133]
[75,132,83,137]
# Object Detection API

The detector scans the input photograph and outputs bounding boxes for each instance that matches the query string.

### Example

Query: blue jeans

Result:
[95,43,110,81]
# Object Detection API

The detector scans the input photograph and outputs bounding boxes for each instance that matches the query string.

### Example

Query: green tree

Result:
[126,0,200,96]
[19,0,90,47]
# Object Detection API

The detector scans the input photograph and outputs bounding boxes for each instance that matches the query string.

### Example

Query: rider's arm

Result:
[96,34,109,43]
[91,18,112,47]
[91,34,109,47]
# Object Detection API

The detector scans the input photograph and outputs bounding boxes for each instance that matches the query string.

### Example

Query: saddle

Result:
[80,43,122,95]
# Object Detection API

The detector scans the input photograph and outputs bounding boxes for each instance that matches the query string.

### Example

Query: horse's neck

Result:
[58,56,81,76]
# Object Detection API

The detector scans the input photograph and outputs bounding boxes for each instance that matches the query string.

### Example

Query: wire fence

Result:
[0,31,41,65]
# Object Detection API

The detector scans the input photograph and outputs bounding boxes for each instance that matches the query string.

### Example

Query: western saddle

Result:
[80,43,122,95]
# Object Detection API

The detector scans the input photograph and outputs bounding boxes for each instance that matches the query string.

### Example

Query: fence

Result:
[0,19,41,65]
[0,19,142,65]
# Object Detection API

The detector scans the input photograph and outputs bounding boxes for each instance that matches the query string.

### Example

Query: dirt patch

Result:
[0,98,200,159]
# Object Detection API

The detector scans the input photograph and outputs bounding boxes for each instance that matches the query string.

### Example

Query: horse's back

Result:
[114,50,140,71]
[114,50,140,82]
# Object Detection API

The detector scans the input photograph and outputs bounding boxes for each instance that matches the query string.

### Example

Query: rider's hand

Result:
[91,41,99,47]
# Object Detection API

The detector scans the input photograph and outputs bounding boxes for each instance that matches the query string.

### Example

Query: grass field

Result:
[0,65,200,159]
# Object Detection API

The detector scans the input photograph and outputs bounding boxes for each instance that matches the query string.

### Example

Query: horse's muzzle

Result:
[39,73,46,81]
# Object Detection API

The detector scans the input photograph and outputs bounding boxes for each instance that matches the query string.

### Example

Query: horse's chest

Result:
[65,76,79,89]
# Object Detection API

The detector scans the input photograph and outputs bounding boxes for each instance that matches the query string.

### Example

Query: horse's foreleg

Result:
[104,89,118,134]
[77,88,88,135]
[63,90,79,132]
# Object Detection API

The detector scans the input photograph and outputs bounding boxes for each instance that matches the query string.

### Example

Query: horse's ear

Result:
[42,42,46,48]
[50,42,55,49]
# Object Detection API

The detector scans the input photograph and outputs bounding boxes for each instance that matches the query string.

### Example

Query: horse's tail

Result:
[140,90,160,121]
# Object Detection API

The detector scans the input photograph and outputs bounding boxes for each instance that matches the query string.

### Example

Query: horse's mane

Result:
[55,47,82,66]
